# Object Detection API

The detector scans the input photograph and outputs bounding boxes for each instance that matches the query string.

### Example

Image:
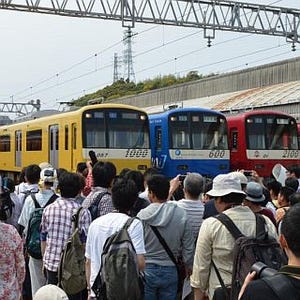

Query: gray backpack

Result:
[92,217,143,300]
[58,207,86,295]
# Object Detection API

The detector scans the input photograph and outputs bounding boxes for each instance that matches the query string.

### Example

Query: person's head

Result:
[39,162,52,170]
[207,173,246,212]
[285,177,299,193]
[119,168,131,179]
[33,284,68,300]
[18,167,26,184]
[124,170,144,193]
[112,178,138,213]
[92,161,116,188]
[2,177,15,193]
[40,167,57,188]
[266,180,282,199]
[25,164,41,184]
[56,168,68,180]
[289,192,300,206]
[58,172,81,198]
[286,165,300,179]
[147,174,170,202]
[202,177,213,203]
[76,162,87,175]
[278,186,295,207]
[143,167,160,188]
[230,171,248,191]
[243,181,265,208]
[280,203,300,258]
[183,172,204,200]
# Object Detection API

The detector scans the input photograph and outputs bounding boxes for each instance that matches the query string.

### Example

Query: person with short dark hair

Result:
[275,186,295,225]
[239,203,300,299]
[285,177,299,193]
[40,172,91,299]
[139,167,159,201]
[85,177,146,299]
[82,161,117,218]
[137,174,195,300]
[266,180,282,209]
[191,173,277,299]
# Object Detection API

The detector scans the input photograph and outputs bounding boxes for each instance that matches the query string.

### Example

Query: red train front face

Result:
[228,111,300,178]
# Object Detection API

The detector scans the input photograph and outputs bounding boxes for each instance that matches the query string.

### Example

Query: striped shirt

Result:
[176,199,204,240]
[40,197,91,272]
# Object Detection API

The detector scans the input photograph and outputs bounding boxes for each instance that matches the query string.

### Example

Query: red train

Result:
[227,110,300,177]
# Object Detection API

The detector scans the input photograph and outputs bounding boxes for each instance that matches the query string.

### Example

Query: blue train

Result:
[149,107,230,178]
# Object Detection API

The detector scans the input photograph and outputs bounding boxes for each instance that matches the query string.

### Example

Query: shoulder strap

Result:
[92,191,109,207]
[150,225,177,266]
[214,213,243,240]
[255,213,267,239]
[262,274,300,299]
[31,194,40,209]
[212,260,230,300]
[44,193,58,207]
[72,207,83,230]
[123,217,136,231]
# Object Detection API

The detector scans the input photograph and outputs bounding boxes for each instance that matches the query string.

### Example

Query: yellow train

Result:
[0,103,151,178]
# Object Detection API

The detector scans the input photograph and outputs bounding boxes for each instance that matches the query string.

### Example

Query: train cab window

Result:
[246,117,266,150]
[169,114,190,149]
[26,130,42,151]
[83,111,105,148]
[0,135,11,152]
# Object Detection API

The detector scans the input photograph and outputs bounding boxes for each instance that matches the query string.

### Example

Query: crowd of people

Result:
[0,161,300,300]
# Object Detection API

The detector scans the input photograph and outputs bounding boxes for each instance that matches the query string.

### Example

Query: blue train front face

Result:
[149,108,230,178]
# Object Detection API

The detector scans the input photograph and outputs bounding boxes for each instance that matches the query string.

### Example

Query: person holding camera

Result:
[239,203,300,299]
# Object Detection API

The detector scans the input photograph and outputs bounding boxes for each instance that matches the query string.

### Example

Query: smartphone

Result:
[244,170,252,177]
[89,150,98,166]
[179,175,186,182]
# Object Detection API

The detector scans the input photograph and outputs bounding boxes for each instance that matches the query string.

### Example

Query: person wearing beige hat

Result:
[33,284,69,300]
[190,173,277,300]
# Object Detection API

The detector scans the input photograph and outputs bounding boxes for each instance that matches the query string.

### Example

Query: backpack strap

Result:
[214,213,244,240]
[212,260,230,300]
[72,207,83,231]
[93,191,110,207]
[44,193,58,207]
[255,213,268,240]
[123,217,136,231]
[31,194,40,209]
[262,273,300,300]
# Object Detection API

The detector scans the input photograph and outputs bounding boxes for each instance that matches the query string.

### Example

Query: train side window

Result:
[231,130,238,150]
[65,125,69,150]
[155,127,162,150]
[0,135,11,152]
[26,130,42,151]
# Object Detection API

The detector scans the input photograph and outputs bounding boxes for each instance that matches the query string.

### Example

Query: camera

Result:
[250,262,277,279]
[244,170,252,177]
[179,175,186,182]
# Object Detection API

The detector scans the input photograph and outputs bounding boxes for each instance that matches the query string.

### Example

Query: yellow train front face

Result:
[0,104,151,176]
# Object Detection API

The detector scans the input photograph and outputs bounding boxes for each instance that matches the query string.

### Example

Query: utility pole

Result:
[113,53,120,83]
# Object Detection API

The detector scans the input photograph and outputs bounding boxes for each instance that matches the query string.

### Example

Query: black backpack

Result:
[92,217,143,300]
[0,192,14,221]
[213,213,286,300]
[25,193,58,259]
[88,191,110,221]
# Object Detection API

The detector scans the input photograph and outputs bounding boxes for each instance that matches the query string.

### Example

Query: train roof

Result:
[0,103,147,129]
[226,109,296,120]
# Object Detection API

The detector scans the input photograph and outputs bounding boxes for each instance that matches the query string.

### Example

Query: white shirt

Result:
[85,213,146,294]
[18,189,57,235]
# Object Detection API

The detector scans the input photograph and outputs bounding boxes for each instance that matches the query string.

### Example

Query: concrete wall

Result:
[107,56,300,109]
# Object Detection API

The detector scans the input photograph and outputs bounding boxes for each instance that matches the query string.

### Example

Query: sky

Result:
[0,0,299,118]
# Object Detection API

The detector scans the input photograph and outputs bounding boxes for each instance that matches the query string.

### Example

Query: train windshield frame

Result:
[82,108,149,149]
[246,114,298,150]
[168,112,228,150]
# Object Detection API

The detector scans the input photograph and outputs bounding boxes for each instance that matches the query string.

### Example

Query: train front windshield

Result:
[169,112,228,150]
[83,109,149,148]
[246,115,298,150]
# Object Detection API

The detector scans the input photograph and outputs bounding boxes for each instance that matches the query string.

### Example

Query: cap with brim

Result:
[206,173,246,197]
[245,181,265,203]
[33,284,68,300]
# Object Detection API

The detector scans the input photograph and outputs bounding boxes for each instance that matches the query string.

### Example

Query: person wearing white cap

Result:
[33,284,69,300]
[190,173,278,300]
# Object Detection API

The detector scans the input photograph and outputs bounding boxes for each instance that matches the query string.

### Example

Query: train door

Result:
[49,125,59,169]
[71,123,77,171]
[152,126,166,169]
[15,130,22,168]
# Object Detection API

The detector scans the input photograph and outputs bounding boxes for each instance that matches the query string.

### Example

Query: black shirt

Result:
[241,275,300,300]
